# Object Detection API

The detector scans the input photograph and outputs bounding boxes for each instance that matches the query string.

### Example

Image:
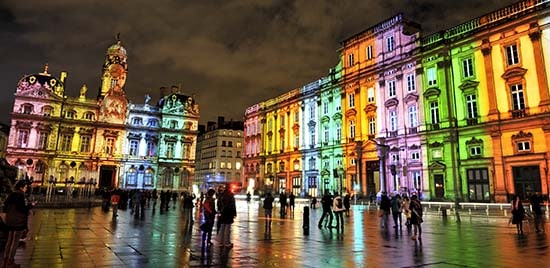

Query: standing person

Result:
[379,191,391,229]
[3,180,36,268]
[409,194,423,241]
[402,195,412,229]
[183,192,195,222]
[111,189,121,220]
[343,192,351,217]
[288,192,295,213]
[279,191,287,217]
[391,193,403,229]
[218,185,237,248]
[332,193,345,231]
[200,189,216,247]
[151,189,158,209]
[530,192,544,233]
[317,190,333,229]
[263,192,274,230]
[511,194,525,235]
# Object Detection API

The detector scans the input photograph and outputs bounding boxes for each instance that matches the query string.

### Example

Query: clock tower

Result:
[98,35,129,124]
[99,35,128,98]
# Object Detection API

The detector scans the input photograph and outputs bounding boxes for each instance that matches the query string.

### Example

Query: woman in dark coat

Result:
[511,194,525,235]
[3,180,35,267]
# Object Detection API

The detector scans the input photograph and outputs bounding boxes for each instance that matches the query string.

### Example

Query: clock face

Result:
[109,64,124,78]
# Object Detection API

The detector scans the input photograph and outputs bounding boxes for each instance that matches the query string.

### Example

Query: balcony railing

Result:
[511,109,527,118]
[408,127,418,134]
[388,131,398,138]
[466,118,478,126]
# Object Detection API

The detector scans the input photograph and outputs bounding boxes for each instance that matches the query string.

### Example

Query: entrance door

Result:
[434,174,445,199]
[513,166,541,199]
[365,160,379,196]
[99,166,115,189]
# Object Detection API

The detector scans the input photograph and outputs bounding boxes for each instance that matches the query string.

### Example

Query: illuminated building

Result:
[195,117,243,192]
[6,38,199,191]
[243,0,550,201]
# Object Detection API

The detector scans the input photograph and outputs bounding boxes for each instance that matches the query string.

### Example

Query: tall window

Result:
[467,168,490,202]
[280,115,285,128]
[37,131,49,150]
[84,112,94,120]
[294,135,299,148]
[406,74,416,92]
[505,44,520,66]
[146,141,156,157]
[309,157,316,170]
[389,110,397,131]
[462,58,474,78]
[144,169,153,186]
[324,125,329,143]
[466,94,478,119]
[348,53,355,66]
[336,123,342,142]
[61,134,73,151]
[166,142,175,158]
[388,80,396,97]
[349,120,355,139]
[79,135,91,152]
[105,138,115,155]
[430,101,440,124]
[510,84,525,111]
[310,131,315,147]
[427,67,437,86]
[366,45,373,60]
[21,104,33,114]
[129,140,139,156]
[368,117,376,135]
[323,102,329,114]
[408,105,418,127]
[386,36,394,52]
[126,168,137,185]
[348,93,355,108]
[17,129,30,147]
[309,105,315,119]
[367,88,375,103]
[294,111,299,123]
[412,171,421,190]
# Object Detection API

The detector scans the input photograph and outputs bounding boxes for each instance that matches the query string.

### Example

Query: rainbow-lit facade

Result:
[243,0,550,202]
[6,39,199,191]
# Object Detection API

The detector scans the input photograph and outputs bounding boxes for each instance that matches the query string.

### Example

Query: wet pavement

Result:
[13,199,550,267]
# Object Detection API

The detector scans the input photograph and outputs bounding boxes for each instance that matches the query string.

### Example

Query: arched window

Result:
[144,168,154,186]
[126,167,137,186]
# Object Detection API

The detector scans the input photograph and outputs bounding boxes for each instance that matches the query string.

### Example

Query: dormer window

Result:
[84,112,95,120]
[65,110,76,119]
[132,117,143,125]
[42,106,53,116]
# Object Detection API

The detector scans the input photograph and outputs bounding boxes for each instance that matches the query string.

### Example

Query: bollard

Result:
[303,206,310,235]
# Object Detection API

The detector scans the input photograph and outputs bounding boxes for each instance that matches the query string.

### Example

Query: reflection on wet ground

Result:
[13,200,550,267]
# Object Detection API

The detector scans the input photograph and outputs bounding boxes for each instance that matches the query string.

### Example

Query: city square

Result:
[11,198,550,267]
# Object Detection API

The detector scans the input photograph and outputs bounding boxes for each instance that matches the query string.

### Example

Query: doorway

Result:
[512,165,541,199]
[99,165,116,189]
[434,174,445,199]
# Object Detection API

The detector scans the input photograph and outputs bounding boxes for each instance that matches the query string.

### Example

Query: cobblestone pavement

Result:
[13,199,550,267]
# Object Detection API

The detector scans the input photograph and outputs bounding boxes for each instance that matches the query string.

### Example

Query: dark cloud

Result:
[0,0,518,124]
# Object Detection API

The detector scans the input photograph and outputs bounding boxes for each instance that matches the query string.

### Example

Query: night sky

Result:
[0,0,518,125]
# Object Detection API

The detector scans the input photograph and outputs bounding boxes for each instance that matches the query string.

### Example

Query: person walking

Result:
[530,192,544,233]
[318,190,333,229]
[3,180,36,268]
[111,189,121,220]
[343,192,351,217]
[511,194,525,235]
[200,189,216,248]
[279,191,288,217]
[288,192,295,213]
[402,195,412,229]
[409,194,423,241]
[391,193,403,229]
[218,185,237,248]
[332,193,345,231]
[379,191,391,229]
[263,192,274,230]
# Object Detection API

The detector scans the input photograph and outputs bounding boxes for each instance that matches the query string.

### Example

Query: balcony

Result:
[431,123,440,130]
[388,131,398,138]
[466,118,478,126]
[408,127,417,134]
[511,109,527,118]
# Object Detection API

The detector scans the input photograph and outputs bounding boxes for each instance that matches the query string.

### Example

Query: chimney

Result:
[217,116,225,129]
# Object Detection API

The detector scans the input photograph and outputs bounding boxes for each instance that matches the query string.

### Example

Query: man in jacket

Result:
[318,190,333,229]
[332,193,345,231]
